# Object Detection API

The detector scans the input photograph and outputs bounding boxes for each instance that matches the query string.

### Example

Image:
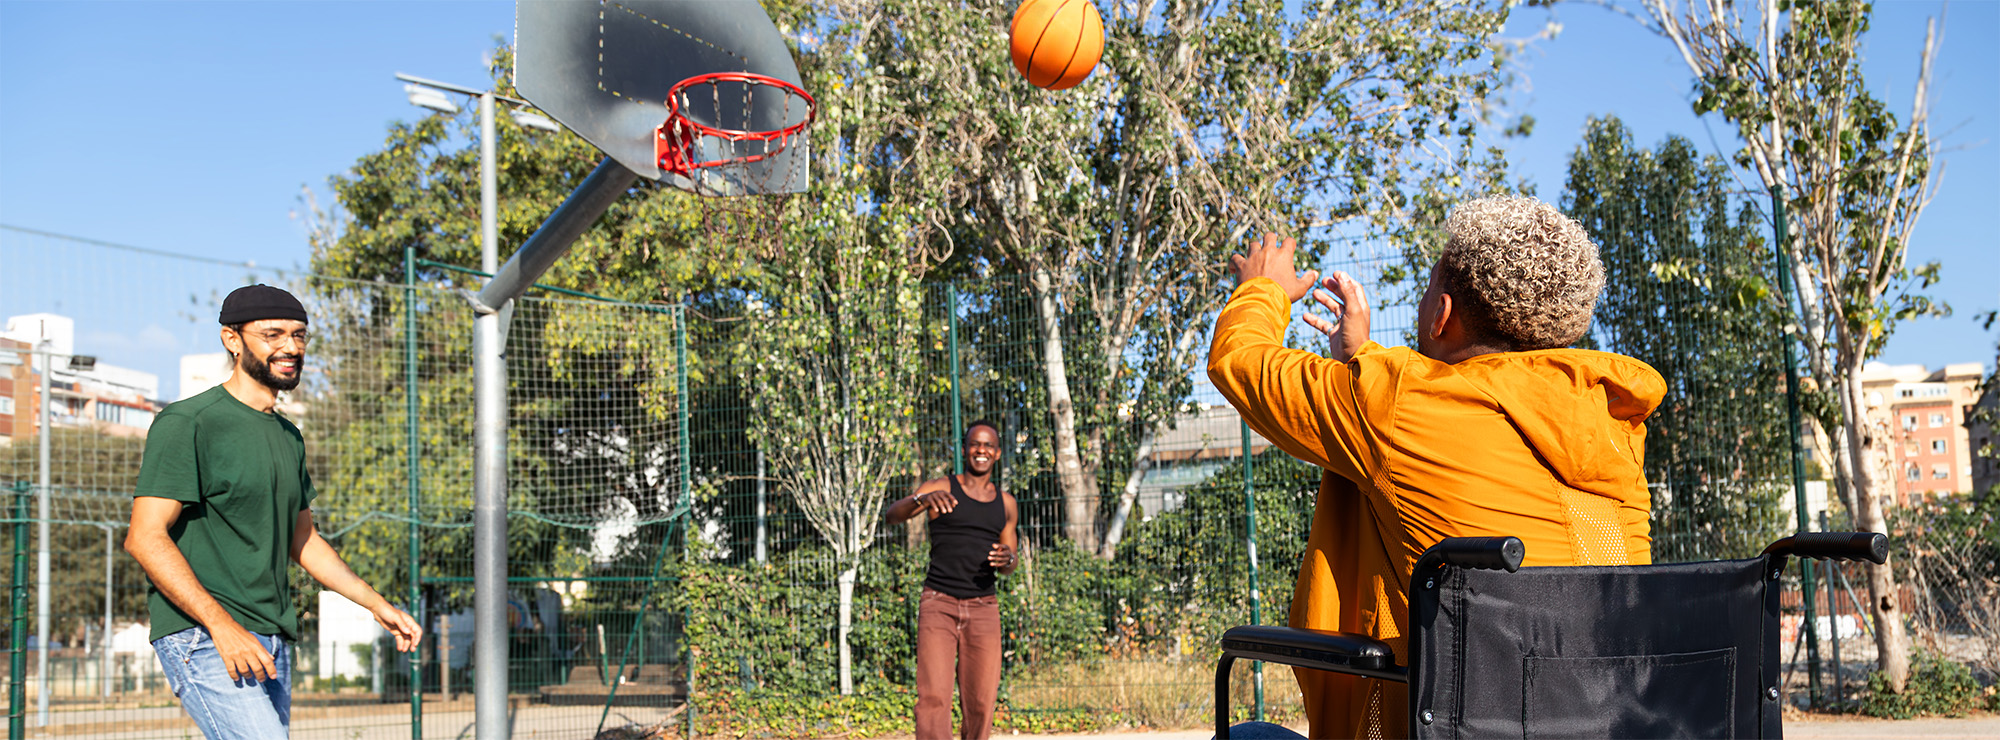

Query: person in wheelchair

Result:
[1209,196,1666,738]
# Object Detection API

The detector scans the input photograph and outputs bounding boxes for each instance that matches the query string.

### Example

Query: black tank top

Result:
[922,475,1006,598]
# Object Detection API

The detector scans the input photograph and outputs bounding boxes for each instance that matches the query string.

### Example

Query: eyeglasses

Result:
[251,329,311,346]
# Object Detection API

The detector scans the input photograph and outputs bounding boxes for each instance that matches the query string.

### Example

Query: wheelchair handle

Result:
[1417,536,1525,574]
[1763,531,1887,564]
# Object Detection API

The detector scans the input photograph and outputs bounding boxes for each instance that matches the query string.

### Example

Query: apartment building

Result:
[0,313,166,443]
[1969,365,1998,497]
[1860,361,1986,506]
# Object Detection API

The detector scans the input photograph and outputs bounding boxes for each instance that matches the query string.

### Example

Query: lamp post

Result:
[22,343,97,727]
[94,523,113,700]
[396,73,556,740]
[36,342,50,730]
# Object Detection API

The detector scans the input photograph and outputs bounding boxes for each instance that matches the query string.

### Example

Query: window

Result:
[1931,439,1948,455]
[1933,464,1950,480]
[1903,415,1918,430]
[0,396,12,415]
[1907,464,1921,482]
[1929,413,1947,428]
[1899,388,1915,398]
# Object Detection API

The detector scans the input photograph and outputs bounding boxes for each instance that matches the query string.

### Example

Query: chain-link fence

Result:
[3,205,1994,739]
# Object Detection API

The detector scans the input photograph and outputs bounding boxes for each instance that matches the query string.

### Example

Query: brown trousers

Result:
[914,587,1001,740]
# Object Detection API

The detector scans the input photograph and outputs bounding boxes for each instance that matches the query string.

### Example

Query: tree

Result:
[835,0,1519,555]
[1630,0,1944,689]
[728,1,973,692]
[1562,116,1792,559]
[303,48,744,599]
[0,430,151,642]
[737,259,926,696]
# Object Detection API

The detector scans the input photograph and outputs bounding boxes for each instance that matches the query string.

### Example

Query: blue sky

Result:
[1,1,1993,398]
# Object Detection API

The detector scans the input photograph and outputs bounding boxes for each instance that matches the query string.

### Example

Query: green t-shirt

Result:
[134,385,317,641]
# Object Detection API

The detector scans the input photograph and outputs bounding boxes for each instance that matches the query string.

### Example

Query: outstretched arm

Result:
[1209,233,1377,483]
[291,509,422,651]
[884,477,954,525]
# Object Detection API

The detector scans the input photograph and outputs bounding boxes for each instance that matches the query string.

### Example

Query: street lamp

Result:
[9,343,98,727]
[395,73,560,739]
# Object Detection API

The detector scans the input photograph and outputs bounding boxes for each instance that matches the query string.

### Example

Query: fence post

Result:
[677,304,695,739]
[948,283,964,473]
[1770,185,1823,706]
[1821,510,1844,708]
[595,304,694,738]
[1241,419,1263,722]
[100,525,111,699]
[404,246,424,737]
[11,482,28,740]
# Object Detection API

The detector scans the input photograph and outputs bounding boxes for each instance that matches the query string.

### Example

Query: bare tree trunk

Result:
[837,565,856,695]
[1097,428,1157,559]
[1840,361,1910,691]
[1030,264,1098,553]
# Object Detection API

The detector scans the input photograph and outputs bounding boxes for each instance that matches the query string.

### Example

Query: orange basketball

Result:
[1009,0,1103,91]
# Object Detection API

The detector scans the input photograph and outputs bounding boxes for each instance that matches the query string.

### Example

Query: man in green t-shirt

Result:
[127,284,421,739]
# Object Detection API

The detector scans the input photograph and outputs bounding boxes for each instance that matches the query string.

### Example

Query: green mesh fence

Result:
[3,208,1994,739]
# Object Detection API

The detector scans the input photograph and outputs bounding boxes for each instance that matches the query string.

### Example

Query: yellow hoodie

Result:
[1207,279,1666,739]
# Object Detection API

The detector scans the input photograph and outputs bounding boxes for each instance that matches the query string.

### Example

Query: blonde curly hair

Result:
[1435,196,1603,350]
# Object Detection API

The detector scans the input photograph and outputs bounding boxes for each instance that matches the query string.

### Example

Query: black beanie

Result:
[218,284,309,325]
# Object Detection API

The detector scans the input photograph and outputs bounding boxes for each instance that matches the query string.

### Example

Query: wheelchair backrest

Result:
[1408,555,1784,739]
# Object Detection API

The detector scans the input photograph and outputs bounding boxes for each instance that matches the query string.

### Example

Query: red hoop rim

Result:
[656,72,817,177]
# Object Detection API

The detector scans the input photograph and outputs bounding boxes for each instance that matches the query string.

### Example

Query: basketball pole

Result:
[471,154,636,740]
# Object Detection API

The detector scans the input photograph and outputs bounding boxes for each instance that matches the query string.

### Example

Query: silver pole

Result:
[472,90,512,740]
[102,526,112,698]
[481,92,497,276]
[36,345,50,728]
[475,157,637,309]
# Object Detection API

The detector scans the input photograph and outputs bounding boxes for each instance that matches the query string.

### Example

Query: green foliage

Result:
[693,685,915,739]
[1098,451,1319,654]
[0,430,153,639]
[676,542,924,695]
[691,683,1121,737]
[1860,651,1985,719]
[1002,542,1105,665]
[1562,116,1793,560]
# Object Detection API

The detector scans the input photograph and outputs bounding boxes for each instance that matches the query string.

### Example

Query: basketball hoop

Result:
[655,72,817,186]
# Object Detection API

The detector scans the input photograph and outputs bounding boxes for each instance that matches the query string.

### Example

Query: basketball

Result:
[1009,0,1103,91]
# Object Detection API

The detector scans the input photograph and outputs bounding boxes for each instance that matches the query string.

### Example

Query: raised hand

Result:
[1228,233,1319,303]
[1301,271,1371,362]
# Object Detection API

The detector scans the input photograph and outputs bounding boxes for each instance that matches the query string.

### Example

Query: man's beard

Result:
[242,350,302,392]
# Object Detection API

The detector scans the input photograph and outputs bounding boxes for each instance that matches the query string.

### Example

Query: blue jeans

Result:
[152,626,291,739]
[1216,721,1307,739]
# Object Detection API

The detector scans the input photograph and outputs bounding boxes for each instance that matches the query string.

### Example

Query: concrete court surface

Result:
[1006,714,2000,740]
[34,706,2000,739]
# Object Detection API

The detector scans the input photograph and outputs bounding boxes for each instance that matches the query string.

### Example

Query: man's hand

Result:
[1302,271,1372,362]
[915,489,957,517]
[1229,233,1319,303]
[211,621,277,682]
[987,542,1017,569]
[371,602,424,653]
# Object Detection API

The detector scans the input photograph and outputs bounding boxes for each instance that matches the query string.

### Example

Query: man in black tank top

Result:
[884,420,1019,740]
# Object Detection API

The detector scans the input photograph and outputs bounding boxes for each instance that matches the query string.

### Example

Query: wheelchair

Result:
[1216,532,1887,739]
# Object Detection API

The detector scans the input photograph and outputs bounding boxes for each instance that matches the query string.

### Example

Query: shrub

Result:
[1860,651,1984,719]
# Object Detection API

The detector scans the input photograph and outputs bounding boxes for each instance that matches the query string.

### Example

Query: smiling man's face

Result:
[231,319,308,392]
[965,426,1000,475]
